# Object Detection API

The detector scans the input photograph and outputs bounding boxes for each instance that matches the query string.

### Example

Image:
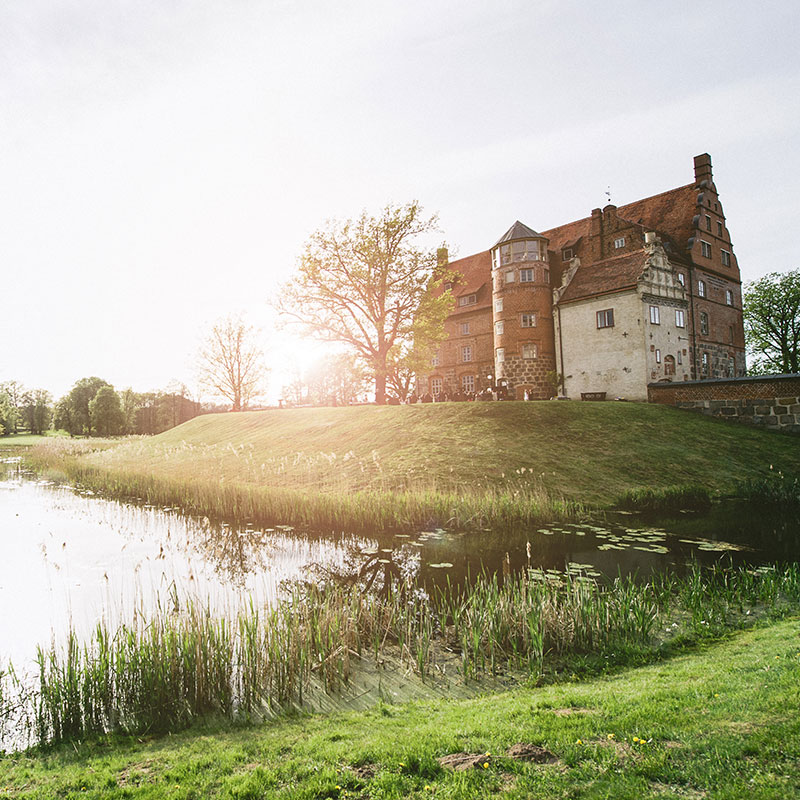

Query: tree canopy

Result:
[743,269,800,375]
[277,202,452,404]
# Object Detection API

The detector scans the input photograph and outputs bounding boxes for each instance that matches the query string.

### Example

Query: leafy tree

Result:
[277,202,452,404]
[306,353,370,406]
[56,377,112,435]
[199,315,267,411]
[20,389,53,435]
[89,386,124,436]
[743,269,800,374]
[0,381,24,434]
[0,392,16,436]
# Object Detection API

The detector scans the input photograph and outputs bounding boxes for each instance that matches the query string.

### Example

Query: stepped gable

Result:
[616,183,697,252]
[446,249,492,313]
[558,250,648,304]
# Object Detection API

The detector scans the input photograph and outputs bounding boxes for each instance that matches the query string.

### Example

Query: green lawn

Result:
[3,617,799,799]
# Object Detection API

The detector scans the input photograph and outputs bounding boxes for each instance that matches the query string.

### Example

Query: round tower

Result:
[491,221,556,399]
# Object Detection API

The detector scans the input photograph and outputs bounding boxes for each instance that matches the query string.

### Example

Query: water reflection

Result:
[1,452,798,670]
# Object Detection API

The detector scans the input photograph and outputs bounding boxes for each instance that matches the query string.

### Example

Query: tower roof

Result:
[493,220,545,246]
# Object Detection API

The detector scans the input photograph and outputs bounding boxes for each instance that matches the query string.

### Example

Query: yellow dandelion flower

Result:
[483,762,489,769]
[576,738,583,745]
[607,733,615,739]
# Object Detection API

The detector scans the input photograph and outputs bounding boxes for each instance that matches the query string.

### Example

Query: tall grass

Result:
[3,562,800,750]
[735,470,800,507]
[615,484,713,513]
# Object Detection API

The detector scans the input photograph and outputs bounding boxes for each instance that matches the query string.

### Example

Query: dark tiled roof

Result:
[558,250,649,304]
[494,220,544,246]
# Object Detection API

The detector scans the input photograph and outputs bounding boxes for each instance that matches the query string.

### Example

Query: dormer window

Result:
[614,237,625,249]
[443,282,452,291]
[458,293,477,307]
[562,248,573,261]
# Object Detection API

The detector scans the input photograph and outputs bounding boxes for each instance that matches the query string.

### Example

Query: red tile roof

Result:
[443,250,492,313]
[558,250,649,304]
[617,183,698,251]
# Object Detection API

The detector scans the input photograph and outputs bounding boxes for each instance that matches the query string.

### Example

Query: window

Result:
[701,352,710,375]
[519,268,534,282]
[500,244,511,265]
[430,377,442,396]
[458,293,476,307]
[461,375,475,393]
[494,321,504,335]
[725,289,733,306]
[677,351,682,365]
[520,312,537,328]
[562,248,573,261]
[431,352,439,367]
[443,282,452,291]
[700,312,709,336]
[504,270,515,284]
[542,268,550,284]
[705,214,712,231]
[460,322,470,335]
[717,221,723,237]
[700,240,712,258]
[614,236,625,249]
[729,325,734,343]
[721,250,731,267]
[494,298,503,313]
[677,272,685,287]
[496,347,505,363]
[461,345,472,362]
[596,309,614,328]
[649,305,660,324]
[522,343,538,359]
[664,355,675,376]
[655,349,661,364]
[698,280,706,297]
[512,240,526,262]
[675,309,686,328]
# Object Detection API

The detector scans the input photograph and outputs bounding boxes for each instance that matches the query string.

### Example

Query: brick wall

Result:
[648,374,800,433]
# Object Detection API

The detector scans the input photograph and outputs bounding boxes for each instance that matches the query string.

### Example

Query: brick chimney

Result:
[694,153,713,185]
[590,207,602,261]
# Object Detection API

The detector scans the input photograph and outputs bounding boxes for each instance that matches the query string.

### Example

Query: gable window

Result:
[701,352,710,375]
[677,272,686,287]
[461,345,472,362]
[700,312,709,336]
[496,347,505,363]
[494,321,504,335]
[717,221,723,237]
[504,270,515,284]
[698,280,706,297]
[430,377,442,396]
[460,322,470,335]
[520,312,537,328]
[700,240,712,258]
[725,289,733,306]
[655,349,661,364]
[522,343,538,359]
[458,293,477,307]
[721,250,731,267]
[519,268,534,282]
[494,298,503,313]
[596,309,614,328]
[614,236,625,249]
[461,375,475,393]
[562,248,573,261]
[675,309,686,328]
[649,305,660,324]
[705,214,712,231]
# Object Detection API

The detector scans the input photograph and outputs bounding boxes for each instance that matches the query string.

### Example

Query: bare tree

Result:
[277,202,452,404]
[199,315,267,411]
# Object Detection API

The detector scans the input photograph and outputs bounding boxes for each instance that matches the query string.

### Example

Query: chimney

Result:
[694,153,713,185]
[590,208,603,261]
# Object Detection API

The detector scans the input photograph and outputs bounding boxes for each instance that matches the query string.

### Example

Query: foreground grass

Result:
[2,617,798,799]
[29,402,800,531]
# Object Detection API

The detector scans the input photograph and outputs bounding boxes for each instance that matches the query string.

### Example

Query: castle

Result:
[424,154,746,402]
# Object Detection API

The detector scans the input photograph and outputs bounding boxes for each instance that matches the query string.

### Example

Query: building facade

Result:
[423,154,745,402]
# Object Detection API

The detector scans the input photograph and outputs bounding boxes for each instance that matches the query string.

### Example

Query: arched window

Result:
[664,355,676,376]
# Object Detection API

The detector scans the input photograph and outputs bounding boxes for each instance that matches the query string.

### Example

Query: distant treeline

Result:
[0,377,217,437]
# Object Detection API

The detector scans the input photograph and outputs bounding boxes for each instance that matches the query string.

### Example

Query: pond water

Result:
[1,453,798,671]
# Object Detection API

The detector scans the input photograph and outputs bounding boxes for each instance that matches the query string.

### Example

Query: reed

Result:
[735,470,800,507]
[4,561,800,751]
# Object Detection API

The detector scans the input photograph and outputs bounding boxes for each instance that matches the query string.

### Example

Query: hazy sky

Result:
[2,0,798,402]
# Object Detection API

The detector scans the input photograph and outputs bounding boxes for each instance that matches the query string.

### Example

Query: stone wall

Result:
[648,374,800,433]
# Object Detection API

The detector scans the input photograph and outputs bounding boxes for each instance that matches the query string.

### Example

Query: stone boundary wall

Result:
[647,374,800,433]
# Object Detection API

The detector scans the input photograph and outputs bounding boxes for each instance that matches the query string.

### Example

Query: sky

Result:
[2,0,799,403]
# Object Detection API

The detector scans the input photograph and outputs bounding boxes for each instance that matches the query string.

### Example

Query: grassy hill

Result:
[32,401,800,530]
